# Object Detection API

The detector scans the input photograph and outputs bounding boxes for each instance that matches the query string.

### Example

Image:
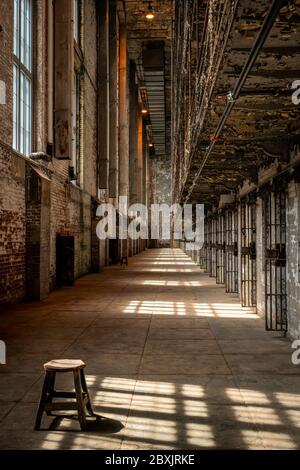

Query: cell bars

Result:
[202,209,237,290]
[240,196,257,307]
[207,216,217,277]
[225,207,238,293]
[264,185,287,332]
[199,218,208,271]
[216,211,225,284]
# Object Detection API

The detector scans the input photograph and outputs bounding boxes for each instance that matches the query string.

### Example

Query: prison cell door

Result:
[210,216,217,278]
[206,217,212,274]
[216,212,225,284]
[225,207,238,293]
[264,187,287,332]
[240,198,257,307]
[199,218,208,271]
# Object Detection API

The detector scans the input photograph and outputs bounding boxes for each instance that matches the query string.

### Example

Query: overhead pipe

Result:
[184,0,288,203]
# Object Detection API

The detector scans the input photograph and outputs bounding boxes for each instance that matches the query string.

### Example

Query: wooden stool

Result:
[34,359,94,431]
[120,256,128,266]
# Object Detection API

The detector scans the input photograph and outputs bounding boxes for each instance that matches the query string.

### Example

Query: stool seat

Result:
[44,359,85,372]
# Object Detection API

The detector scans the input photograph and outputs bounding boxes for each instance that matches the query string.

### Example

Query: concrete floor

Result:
[0,248,300,449]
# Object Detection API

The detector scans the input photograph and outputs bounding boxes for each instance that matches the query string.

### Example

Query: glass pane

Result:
[13,0,20,57]
[26,0,32,71]
[27,77,32,154]
[20,0,32,71]
[19,72,24,154]
[13,64,19,150]
[20,71,32,155]
[20,0,25,65]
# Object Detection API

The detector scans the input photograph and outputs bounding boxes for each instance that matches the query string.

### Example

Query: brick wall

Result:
[0,0,100,303]
[0,0,25,303]
[0,145,26,303]
[0,0,13,145]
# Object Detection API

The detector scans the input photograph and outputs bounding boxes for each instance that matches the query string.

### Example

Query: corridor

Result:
[0,248,299,450]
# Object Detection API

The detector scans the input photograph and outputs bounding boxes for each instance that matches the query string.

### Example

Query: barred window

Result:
[13,0,33,156]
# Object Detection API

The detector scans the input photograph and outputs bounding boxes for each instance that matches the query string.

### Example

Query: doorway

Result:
[56,235,75,287]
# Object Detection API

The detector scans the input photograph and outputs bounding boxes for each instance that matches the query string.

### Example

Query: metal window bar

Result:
[264,186,287,332]
[216,211,225,284]
[225,207,238,293]
[240,197,257,307]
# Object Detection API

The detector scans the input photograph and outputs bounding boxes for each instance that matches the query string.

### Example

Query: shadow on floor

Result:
[44,414,124,434]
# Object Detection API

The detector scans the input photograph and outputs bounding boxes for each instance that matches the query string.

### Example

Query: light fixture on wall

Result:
[145,2,155,20]
[149,144,156,158]
[142,108,148,114]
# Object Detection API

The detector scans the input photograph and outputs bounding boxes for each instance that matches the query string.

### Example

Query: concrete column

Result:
[109,0,119,201]
[53,0,73,159]
[119,23,129,258]
[98,0,109,191]
[137,114,143,200]
[129,61,138,256]
[26,168,50,301]
[129,62,138,207]
[142,122,148,208]
[141,120,148,251]
[47,0,54,144]
[287,180,300,338]
[134,87,139,255]
[36,0,47,152]
[137,113,143,253]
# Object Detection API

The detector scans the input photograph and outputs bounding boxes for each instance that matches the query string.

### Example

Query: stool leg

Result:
[46,371,56,416]
[34,371,51,430]
[73,370,87,431]
[80,369,94,416]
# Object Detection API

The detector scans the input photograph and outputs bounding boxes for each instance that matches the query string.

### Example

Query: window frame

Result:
[13,0,34,156]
